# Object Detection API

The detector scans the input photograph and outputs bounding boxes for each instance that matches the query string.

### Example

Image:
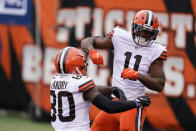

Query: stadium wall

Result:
[0,0,195,130]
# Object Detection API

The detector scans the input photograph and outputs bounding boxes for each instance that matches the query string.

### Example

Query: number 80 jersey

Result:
[50,74,94,130]
[107,26,167,101]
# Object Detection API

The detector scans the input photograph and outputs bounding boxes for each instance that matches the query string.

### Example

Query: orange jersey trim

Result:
[79,80,95,92]
[159,51,167,60]
[107,29,114,40]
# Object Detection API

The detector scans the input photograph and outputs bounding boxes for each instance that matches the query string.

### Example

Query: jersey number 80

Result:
[50,90,75,122]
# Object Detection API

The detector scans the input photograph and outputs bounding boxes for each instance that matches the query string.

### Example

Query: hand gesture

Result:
[121,68,139,80]
[89,50,104,65]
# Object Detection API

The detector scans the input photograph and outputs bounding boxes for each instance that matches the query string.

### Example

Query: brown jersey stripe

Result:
[79,81,94,91]
[107,30,114,40]
[110,29,114,35]
[159,56,167,60]
[107,33,112,39]
[79,82,95,92]
[162,50,167,53]
[161,51,167,55]
[160,50,168,60]
[81,84,95,92]
[161,52,167,56]
[79,79,94,88]
[109,32,113,37]
[160,53,167,57]
[160,55,167,58]
[79,80,94,90]
[79,81,95,91]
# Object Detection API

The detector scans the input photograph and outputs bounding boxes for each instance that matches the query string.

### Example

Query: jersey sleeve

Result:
[106,26,121,40]
[151,43,168,62]
[159,49,167,60]
[78,77,95,92]
[106,29,114,40]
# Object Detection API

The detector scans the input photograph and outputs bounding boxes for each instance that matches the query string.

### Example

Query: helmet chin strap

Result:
[75,67,82,76]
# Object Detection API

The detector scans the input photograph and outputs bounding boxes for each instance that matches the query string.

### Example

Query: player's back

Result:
[50,74,92,131]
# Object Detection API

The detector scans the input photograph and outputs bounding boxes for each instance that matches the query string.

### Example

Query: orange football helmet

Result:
[55,47,87,75]
[132,10,159,46]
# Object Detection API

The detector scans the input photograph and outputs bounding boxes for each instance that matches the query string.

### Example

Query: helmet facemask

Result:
[74,62,88,76]
[132,24,159,47]
[75,52,88,76]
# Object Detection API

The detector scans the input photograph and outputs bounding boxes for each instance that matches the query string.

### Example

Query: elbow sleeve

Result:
[92,94,136,113]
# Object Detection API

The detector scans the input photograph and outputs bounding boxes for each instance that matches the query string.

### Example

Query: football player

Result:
[50,46,150,131]
[80,10,167,131]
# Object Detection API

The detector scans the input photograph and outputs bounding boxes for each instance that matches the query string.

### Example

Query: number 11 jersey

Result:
[107,26,167,101]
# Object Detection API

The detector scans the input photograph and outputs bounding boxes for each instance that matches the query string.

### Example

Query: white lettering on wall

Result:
[126,11,135,30]
[164,57,184,97]
[22,45,42,83]
[75,7,91,40]
[187,84,195,98]
[87,50,110,86]
[105,10,124,34]
[156,13,169,46]
[56,9,75,43]
[22,9,196,99]
[171,14,193,48]
[43,47,59,84]
[92,8,103,36]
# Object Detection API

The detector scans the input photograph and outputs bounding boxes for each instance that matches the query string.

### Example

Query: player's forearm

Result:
[92,94,137,113]
[96,86,112,97]
[81,37,95,53]
[138,74,165,92]
[81,36,112,53]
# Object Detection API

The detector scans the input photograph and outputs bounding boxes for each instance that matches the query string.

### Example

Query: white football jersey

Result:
[50,74,95,130]
[107,26,167,100]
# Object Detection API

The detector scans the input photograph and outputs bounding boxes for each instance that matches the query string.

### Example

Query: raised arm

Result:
[80,36,113,65]
[80,36,113,53]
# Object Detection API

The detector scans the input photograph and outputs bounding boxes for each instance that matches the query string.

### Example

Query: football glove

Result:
[133,95,151,107]
[121,68,139,80]
[112,87,127,102]
[89,49,104,65]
